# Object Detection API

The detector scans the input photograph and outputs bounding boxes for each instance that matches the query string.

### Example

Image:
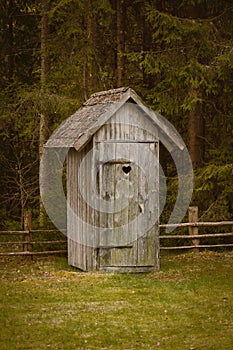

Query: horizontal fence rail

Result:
[159,207,233,250]
[0,212,67,257]
[0,250,68,256]
[160,244,233,250]
[0,208,233,257]
[159,221,233,228]
[160,232,233,239]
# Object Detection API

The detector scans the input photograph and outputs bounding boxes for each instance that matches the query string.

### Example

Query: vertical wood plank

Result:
[128,106,138,266]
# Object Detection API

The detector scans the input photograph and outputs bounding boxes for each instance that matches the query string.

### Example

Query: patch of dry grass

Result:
[0,252,232,349]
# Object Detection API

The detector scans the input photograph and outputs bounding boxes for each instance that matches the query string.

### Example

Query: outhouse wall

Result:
[67,102,160,272]
[67,140,99,271]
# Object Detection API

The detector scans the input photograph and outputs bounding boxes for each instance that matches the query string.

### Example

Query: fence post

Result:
[23,211,33,257]
[188,206,199,250]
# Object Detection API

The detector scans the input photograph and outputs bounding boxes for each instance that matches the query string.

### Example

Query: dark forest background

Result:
[0,0,232,229]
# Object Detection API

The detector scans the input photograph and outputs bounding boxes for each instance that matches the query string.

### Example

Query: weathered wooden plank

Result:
[160,232,233,239]
[99,265,156,273]
[125,106,137,266]
[114,143,129,265]
[78,148,85,270]
[95,140,157,143]
[0,250,67,256]
[98,140,109,245]
[160,244,233,250]
[159,221,233,228]
[98,245,133,249]
[188,206,199,249]
[97,137,106,266]
[67,148,75,267]
[0,240,67,245]
[23,211,32,254]
[136,142,147,266]
[0,231,27,236]
[83,145,89,270]
[92,137,100,270]
[84,140,97,271]
[67,147,86,270]
[31,228,66,232]
[148,142,159,268]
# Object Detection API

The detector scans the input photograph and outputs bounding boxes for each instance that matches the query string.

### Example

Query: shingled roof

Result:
[45,87,185,152]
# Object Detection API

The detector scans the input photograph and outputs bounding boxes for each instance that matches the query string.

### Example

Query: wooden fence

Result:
[160,206,233,250]
[0,208,233,257]
[0,212,67,257]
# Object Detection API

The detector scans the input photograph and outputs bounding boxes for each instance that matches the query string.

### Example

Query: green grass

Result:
[0,251,232,349]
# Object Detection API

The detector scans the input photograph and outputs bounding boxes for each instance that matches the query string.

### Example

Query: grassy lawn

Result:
[0,251,232,350]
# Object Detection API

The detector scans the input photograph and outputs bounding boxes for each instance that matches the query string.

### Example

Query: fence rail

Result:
[159,206,233,251]
[159,221,233,228]
[0,208,233,257]
[160,232,233,239]
[0,212,67,257]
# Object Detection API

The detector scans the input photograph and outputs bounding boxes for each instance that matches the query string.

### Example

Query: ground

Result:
[0,251,232,349]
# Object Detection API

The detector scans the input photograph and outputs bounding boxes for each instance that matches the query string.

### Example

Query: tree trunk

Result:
[7,0,14,82]
[116,0,125,87]
[39,0,50,225]
[83,0,93,100]
[1,0,14,83]
[188,88,204,169]
[41,0,50,90]
[40,0,49,161]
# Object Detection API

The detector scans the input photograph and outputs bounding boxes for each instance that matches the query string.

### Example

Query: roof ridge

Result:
[89,87,129,98]
[83,87,131,107]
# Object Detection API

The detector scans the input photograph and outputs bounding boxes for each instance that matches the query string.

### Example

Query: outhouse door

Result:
[95,141,159,270]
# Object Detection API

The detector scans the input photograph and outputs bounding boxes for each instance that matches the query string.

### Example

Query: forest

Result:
[0,0,232,229]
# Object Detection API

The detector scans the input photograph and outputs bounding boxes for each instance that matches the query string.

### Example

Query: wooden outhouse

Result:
[46,87,182,272]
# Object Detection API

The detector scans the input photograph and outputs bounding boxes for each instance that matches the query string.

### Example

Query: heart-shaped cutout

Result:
[122,165,131,174]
